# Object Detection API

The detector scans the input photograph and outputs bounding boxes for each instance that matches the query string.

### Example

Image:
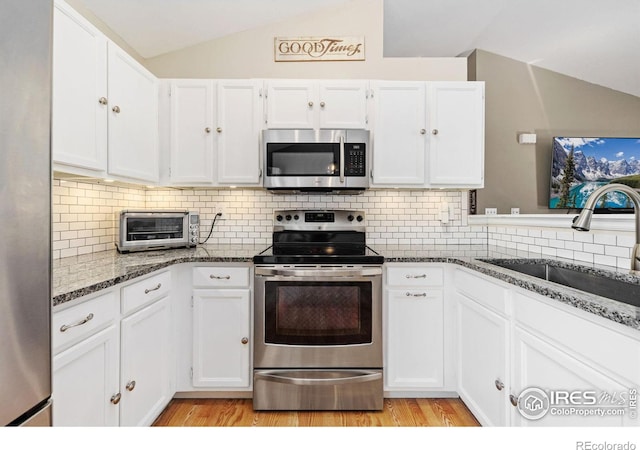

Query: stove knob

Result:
[276,215,283,222]
[347,215,354,222]
[285,214,292,221]
[356,215,364,222]
[293,214,299,221]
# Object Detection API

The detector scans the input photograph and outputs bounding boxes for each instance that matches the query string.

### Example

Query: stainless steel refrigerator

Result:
[0,0,53,426]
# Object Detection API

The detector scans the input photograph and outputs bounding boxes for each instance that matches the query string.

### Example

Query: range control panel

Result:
[273,209,365,231]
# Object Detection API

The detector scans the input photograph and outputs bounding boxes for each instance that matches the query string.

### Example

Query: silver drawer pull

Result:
[406,292,427,297]
[210,275,231,280]
[405,274,427,279]
[510,394,519,407]
[495,379,505,391]
[144,283,162,294]
[110,393,121,405]
[60,313,94,332]
[126,380,136,392]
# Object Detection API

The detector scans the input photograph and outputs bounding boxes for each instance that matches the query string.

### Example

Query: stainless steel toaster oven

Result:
[116,210,199,253]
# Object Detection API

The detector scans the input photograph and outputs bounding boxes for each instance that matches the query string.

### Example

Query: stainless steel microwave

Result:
[116,210,199,253]
[263,129,369,193]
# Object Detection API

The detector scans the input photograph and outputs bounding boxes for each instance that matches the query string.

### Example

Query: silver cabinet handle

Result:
[205,127,211,133]
[126,380,136,392]
[110,393,121,405]
[60,313,94,332]
[320,101,325,107]
[210,274,231,280]
[308,101,314,107]
[495,379,505,391]
[432,129,439,135]
[420,129,426,134]
[405,274,427,279]
[216,127,222,133]
[509,394,518,407]
[98,97,108,105]
[144,283,161,294]
[112,105,121,113]
[241,337,249,345]
[406,292,427,297]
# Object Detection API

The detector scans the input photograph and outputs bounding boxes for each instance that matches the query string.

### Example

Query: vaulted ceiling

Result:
[78,0,640,97]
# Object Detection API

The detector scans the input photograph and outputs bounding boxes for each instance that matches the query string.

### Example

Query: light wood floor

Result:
[152,398,480,427]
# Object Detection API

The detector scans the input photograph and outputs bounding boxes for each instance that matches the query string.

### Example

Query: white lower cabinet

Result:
[192,290,251,388]
[384,265,446,392]
[190,265,252,390]
[52,324,120,426]
[120,296,172,426]
[52,271,173,426]
[456,293,509,426]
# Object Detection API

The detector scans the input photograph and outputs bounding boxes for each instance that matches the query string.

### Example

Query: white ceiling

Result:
[80,0,640,97]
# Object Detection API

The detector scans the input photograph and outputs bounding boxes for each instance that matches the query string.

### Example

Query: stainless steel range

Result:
[253,210,384,410]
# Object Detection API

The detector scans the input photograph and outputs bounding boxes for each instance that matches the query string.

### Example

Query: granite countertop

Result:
[53,244,640,331]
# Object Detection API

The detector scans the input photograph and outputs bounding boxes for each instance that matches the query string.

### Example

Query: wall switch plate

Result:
[485,208,498,215]
[510,208,520,215]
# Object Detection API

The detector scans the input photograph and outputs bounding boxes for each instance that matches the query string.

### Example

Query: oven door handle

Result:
[339,134,345,183]
[255,267,382,278]
[255,370,382,386]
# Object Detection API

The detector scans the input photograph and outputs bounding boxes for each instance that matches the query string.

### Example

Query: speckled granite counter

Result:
[53,245,261,306]
[53,244,640,331]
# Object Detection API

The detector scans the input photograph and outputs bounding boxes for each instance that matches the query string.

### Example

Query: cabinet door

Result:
[192,289,251,388]
[53,325,119,426]
[511,327,635,426]
[216,80,262,185]
[318,81,368,129]
[457,293,509,426]
[370,81,426,185]
[169,79,215,184]
[266,80,316,129]
[385,289,444,389]
[427,82,484,187]
[107,42,159,183]
[52,0,107,172]
[120,296,172,426]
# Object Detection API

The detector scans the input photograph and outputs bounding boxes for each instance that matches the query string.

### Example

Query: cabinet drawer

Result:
[121,270,171,315]
[455,269,508,314]
[386,266,443,287]
[53,291,118,354]
[192,266,250,288]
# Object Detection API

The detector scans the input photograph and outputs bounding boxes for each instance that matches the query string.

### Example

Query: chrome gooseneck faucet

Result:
[571,183,640,271]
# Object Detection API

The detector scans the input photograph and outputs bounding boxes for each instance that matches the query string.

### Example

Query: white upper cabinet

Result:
[216,80,263,185]
[370,81,427,186]
[265,80,368,130]
[168,79,215,184]
[370,80,485,188]
[52,0,160,184]
[107,43,159,183]
[52,0,108,174]
[427,82,484,187]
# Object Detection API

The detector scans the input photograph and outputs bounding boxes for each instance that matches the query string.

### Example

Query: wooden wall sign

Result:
[274,36,365,62]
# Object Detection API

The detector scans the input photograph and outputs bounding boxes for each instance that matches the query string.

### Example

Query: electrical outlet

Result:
[511,208,520,215]
[485,208,498,215]
[217,205,226,220]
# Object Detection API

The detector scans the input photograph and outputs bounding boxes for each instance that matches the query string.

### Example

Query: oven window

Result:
[264,281,372,345]
[267,143,339,176]
[125,217,184,241]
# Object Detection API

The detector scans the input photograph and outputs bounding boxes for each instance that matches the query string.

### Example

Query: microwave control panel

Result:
[344,144,366,176]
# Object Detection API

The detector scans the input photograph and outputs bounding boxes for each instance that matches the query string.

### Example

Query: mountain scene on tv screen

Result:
[550,137,640,209]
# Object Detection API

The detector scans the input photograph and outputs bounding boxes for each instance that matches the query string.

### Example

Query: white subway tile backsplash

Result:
[53,178,638,271]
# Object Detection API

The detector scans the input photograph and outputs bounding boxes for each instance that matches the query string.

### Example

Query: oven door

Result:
[254,265,382,369]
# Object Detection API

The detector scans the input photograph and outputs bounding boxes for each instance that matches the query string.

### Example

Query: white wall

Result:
[144,0,467,81]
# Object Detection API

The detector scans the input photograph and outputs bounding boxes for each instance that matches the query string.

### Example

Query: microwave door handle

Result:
[339,135,345,183]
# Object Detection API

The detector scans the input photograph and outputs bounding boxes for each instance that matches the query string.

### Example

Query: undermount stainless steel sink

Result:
[481,259,640,309]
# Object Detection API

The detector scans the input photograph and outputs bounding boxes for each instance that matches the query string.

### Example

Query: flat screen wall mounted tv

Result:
[550,137,640,212]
